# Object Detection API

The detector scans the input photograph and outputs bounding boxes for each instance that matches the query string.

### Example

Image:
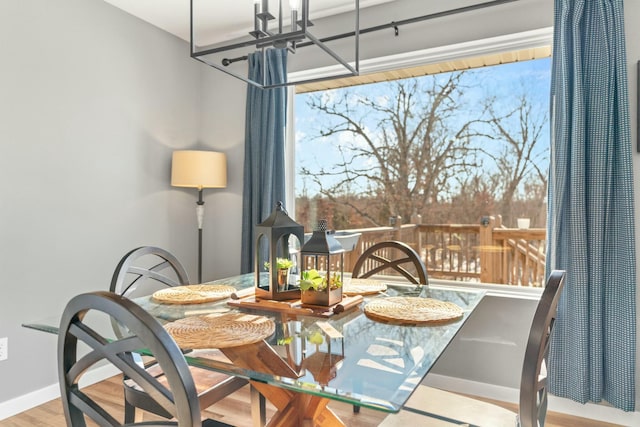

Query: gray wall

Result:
[2,0,639,419]
[0,0,226,403]
[198,68,247,279]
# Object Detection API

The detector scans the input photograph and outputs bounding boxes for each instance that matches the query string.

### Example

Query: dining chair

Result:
[110,245,190,299]
[58,290,232,426]
[110,246,247,423]
[352,240,429,285]
[379,269,566,427]
[350,240,430,414]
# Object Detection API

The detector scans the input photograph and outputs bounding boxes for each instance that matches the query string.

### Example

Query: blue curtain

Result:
[547,0,636,411]
[240,49,288,274]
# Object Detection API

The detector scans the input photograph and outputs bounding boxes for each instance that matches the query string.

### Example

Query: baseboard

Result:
[0,383,60,421]
[0,364,119,421]
[425,374,640,426]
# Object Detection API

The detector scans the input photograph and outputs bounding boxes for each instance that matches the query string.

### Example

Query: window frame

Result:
[285,27,553,294]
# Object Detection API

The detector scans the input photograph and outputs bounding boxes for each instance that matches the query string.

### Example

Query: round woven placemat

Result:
[151,284,236,305]
[164,312,275,349]
[364,297,464,325]
[343,278,387,296]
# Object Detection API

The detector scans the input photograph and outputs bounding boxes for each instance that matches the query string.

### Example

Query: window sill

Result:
[430,278,543,300]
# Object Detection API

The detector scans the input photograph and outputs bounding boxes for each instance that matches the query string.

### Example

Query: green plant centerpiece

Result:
[299,220,345,307]
[299,269,342,292]
[264,257,294,271]
[265,257,295,291]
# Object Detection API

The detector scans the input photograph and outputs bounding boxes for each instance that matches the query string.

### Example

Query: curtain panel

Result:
[241,49,288,274]
[547,0,636,411]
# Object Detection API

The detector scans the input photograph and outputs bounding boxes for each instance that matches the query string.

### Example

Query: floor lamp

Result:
[171,150,227,283]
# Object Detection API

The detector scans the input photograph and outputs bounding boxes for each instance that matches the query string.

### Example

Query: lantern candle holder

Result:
[255,202,304,301]
[299,220,345,307]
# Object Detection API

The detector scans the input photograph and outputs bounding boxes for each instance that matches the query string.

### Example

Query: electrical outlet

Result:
[0,337,7,361]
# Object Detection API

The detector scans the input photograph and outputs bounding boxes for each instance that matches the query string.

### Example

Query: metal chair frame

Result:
[518,269,565,427]
[352,240,429,285]
[110,246,246,424]
[110,246,189,297]
[58,291,202,426]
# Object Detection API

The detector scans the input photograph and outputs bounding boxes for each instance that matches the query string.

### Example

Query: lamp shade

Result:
[171,150,227,189]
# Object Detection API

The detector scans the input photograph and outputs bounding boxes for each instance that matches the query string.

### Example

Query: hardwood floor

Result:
[471,396,624,427]
[0,376,623,427]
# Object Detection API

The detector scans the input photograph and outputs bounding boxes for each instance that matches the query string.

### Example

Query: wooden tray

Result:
[228,294,363,318]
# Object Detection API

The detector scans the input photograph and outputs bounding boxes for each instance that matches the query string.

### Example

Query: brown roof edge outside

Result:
[295,46,552,94]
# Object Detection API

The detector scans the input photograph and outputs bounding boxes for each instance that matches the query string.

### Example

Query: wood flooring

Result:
[0,375,623,427]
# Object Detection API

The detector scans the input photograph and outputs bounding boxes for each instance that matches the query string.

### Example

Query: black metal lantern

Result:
[299,219,345,306]
[255,201,304,300]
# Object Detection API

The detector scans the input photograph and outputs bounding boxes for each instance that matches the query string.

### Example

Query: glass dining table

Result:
[25,273,485,427]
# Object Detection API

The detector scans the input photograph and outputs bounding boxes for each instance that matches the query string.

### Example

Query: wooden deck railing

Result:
[485,217,546,287]
[339,215,546,287]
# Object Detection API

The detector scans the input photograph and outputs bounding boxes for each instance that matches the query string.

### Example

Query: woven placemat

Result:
[151,284,236,305]
[343,278,387,296]
[364,297,464,325]
[164,312,275,349]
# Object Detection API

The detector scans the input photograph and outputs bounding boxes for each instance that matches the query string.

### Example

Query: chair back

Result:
[58,291,202,426]
[518,270,566,427]
[110,246,190,299]
[352,240,429,285]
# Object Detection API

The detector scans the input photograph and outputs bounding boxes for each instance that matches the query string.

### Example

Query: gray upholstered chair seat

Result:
[380,385,517,426]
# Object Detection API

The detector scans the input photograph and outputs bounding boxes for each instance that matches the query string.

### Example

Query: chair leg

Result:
[124,399,136,424]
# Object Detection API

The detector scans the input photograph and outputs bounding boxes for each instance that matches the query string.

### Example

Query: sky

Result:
[293,57,552,197]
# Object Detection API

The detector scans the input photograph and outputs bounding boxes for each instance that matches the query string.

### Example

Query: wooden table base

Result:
[221,341,346,427]
[250,381,343,427]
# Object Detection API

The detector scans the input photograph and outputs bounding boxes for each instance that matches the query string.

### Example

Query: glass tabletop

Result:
[24,273,484,414]
[133,274,484,413]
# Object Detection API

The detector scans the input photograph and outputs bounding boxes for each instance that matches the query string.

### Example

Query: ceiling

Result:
[102,1,551,93]
[102,0,393,46]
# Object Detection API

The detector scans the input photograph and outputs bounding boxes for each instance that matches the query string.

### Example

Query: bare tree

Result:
[469,94,549,225]
[448,172,498,224]
[300,73,479,226]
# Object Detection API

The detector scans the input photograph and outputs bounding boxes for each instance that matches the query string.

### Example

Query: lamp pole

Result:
[196,187,205,283]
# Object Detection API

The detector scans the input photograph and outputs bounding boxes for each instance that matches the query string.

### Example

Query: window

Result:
[290,30,552,287]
